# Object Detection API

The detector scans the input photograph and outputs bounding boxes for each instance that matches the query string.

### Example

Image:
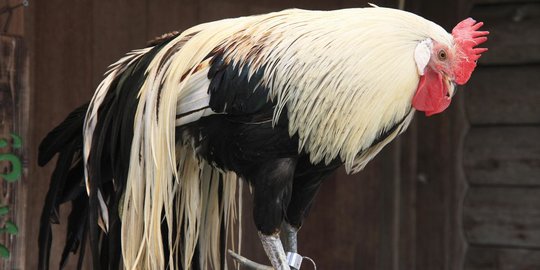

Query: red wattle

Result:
[412,68,451,116]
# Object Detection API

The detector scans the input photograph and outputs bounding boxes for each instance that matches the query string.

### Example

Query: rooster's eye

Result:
[438,50,447,61]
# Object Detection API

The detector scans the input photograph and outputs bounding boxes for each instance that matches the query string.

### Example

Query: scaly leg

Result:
[281,222,298,253]
[229,226,302,270]
[230,232,291,270]
[259,232,290,270]
[251,158,296,269]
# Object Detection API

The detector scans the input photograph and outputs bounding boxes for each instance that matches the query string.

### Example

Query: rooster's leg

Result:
[240,157,297,270]
[259,231,290,270]
[281,222,298,253]
[280,158,340,265]
[230,232,294,270]
[252,158,296,269]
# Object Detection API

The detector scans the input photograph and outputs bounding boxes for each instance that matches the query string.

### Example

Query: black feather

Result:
[84,39,176,269]
[207,52,272,115]
[59,195,88,269]
[38,103,88,167]
[38,137,82,270]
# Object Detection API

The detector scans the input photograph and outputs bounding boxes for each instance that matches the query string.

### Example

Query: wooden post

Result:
[0,33,28,270]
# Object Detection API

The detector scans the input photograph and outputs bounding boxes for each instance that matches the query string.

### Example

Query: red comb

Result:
[451,18,489,85]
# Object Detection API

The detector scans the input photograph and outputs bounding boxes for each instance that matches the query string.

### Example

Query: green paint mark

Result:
[0,153,21,182]
[0,244,9,258]
[10,133,22,149]
[0,133,23,259]
[0,222,18,235]
[0,206,8,216]
[0,133,22,149]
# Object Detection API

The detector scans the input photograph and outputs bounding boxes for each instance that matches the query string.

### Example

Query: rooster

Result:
[37,6,488,270]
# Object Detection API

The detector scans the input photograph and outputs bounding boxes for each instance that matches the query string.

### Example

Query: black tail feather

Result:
[76,227,88,270]
[59,195,88,269]
[39,37,184,270]
[38,105,88,270]
[38,103,88,167]
[38,137,83,270]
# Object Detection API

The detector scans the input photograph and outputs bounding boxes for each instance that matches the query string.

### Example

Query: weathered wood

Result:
[377,141,402,270]
[465,66,540,125]
[0,34,26,270]
[28,1,94,269]
[198,0,249,23]
[297,151,393,270]
[464,246,540,270]
[470,3,540,65]
[464,187,540,247]
[146,0,198,41]
[414,96,469,270]
[92,0,147,87]
[471,0,540,4]
[398,121,418,270]
[464,127,540,186]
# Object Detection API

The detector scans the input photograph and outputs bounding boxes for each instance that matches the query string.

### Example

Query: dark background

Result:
[1,0,539,269]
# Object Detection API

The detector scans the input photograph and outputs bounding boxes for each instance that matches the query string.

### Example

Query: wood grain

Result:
[92,0,147,86]
[464,246,540,270]
[398,121,418,270]
[28,0,94,269]
[297,154,387,269]
[465,66,540,125]
[146,0,198,41]
[198,0,249,23]
[470,3,540,65]
[464,127,540,186]
[414,100,468,270]
[464,187,540,248]
[0,34,26,270]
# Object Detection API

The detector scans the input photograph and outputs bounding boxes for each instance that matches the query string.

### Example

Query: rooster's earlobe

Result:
[414,38,433,75]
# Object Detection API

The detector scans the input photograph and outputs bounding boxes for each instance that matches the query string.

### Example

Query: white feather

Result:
[82,48,150,231]
[175,67,216,126]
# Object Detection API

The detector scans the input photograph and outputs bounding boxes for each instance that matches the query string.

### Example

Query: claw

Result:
[228,250,274,270]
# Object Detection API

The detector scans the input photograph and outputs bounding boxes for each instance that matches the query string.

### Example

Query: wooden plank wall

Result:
[462,1,540,269]
[2,0,496,270]
[25,1,540,269]
[402,1,471,270]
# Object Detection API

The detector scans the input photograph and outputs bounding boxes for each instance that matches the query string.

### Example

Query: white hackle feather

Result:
[83,48,151,232]
[215,8,452,172]
[82,6,455,270]
[175,67,217,126]
[119,21,251,269]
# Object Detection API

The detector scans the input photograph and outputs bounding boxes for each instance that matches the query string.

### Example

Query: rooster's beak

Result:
[447,79,456,99]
